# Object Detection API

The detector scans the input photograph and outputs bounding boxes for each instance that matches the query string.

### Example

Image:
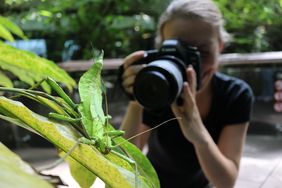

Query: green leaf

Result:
[0,142,53,188]
[0,113,41,136]
[36,95,67,115]
[0,16,27,40]
[0,24,14,42]
[59,150,97,188]
[40,81,52,94]
[111,14,155,30]
[0,96,156,188]
[0,70,13,87]
[0,41,76,92]
[39,10,53,18]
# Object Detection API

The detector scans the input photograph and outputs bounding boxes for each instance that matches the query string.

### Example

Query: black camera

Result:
[121,39,201,111]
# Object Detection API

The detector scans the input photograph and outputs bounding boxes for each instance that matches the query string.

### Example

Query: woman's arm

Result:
[194,123,248,188]
[173,100,246,187]
[120,101,143,139]
[119,101,150,149]
[171,67,248,188]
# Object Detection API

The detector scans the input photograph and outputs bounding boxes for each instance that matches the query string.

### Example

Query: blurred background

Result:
[1,0,281,60]
[1,0,282,187]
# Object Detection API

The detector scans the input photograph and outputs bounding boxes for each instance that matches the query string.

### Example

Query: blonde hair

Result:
[155,0,231,47]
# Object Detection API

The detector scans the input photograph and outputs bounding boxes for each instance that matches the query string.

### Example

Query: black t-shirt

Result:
[143,72,254,188]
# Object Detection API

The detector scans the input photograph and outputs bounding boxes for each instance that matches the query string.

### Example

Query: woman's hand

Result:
[171,66,208,145]
[121,51,146,95]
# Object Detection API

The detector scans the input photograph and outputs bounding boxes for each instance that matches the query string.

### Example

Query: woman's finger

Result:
[120,51,145,96]
[171,102,183,116]
[123,51,145,69]
[181,82,195,108]
[186,65,197,96]
[124,86,134,95]
[122,75,135,88]
[122,64,144,80]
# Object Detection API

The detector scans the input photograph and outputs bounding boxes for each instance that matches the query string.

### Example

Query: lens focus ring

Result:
[133,59,184,110]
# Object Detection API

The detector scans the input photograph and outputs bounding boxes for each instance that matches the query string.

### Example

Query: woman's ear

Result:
[219,40,224,53]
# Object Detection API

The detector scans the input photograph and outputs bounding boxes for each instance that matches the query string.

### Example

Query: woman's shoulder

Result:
[213,72,253,95]
[213,72,254,124]
[212,72,254,107]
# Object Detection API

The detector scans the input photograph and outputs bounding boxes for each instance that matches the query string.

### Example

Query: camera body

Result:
[132,39,201,111]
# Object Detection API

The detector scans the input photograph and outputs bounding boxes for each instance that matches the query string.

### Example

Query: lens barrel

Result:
[133,59,184,110]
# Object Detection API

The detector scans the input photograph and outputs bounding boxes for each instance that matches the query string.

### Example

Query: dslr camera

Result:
[121,39,201,111]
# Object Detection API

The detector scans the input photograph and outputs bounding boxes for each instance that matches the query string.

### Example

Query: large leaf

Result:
[59,150,97,188]
[0,96,158,188]
[0,70,13,87]
[0,24,14,42]
[0,16,27,40]
[0,142,53,188]
[0,41,76,92]
[0,16,74,92]
[114,136,160,188]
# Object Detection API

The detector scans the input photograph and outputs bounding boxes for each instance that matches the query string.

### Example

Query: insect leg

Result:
[104,130,125,139]
[111,149,139,188]
[48,112,89,137]
[39,137,96,172]
[30,77,48,90]
[39,140,81,171]
[46,77,78,109]
[48,112,81,123]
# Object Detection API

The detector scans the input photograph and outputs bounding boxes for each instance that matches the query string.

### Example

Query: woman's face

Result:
[162,17,223,92]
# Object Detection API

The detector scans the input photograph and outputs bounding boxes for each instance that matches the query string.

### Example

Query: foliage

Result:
[1,0,170,60]
[0,41,76,92]
[0,142,53,188]
[215,0,282,52]
[1,0,281,59]
[0,15,27,41]
[0,16,75,92]
[0,54,159,188]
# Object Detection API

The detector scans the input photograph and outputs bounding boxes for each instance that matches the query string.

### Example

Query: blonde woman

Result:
[120,0,254,187]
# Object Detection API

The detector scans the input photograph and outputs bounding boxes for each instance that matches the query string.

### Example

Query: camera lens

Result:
[133,59,184,110]
[134,71,171,110]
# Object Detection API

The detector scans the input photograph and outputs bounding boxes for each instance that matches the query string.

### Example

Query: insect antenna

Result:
[114,117,182,148]
[102,80,112,150]
[102,80,109,126]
